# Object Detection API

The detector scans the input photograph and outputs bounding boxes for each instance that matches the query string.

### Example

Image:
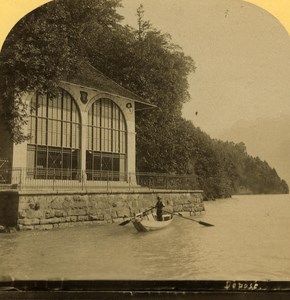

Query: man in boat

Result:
[156,196,165,221]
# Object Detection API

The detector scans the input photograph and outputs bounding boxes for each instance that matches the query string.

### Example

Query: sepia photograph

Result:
[0,0,290,298]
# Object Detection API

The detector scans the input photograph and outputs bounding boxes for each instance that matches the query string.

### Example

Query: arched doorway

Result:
[27,89,81,179]
[86,98,127,181]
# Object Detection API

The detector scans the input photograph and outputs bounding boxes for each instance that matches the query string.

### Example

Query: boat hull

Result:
[132,213,173,232]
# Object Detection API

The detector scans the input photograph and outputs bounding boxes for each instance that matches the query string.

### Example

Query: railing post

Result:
[18,168,23,190]
[19,168,22,186]
[107,173,109,192]
[81,170,84,191]
[53,169,55,191]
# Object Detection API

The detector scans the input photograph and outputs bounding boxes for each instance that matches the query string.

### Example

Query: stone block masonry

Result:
[0,190,204,231]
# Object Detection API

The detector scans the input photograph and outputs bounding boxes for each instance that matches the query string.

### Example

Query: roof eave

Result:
[135,100,157,111]
[60,80,157,110]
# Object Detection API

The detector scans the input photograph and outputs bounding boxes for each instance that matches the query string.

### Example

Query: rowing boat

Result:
[131,211,173,232]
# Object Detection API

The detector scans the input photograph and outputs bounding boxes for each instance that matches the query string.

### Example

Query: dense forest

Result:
[0,0,288,198]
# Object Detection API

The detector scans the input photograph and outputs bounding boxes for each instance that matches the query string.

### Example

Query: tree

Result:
[0,0,122,143]
[85,5,195,175]
[136,4,151,41]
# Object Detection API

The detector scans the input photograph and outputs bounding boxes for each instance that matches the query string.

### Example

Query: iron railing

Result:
[0,168,199,192]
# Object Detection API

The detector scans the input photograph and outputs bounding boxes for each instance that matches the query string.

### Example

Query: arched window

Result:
[27,89,81,179]
[86,98,127,181]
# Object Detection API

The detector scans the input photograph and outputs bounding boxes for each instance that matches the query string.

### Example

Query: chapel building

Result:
[0,62,154,190]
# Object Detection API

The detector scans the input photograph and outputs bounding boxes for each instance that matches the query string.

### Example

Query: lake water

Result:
[0,194,290,281]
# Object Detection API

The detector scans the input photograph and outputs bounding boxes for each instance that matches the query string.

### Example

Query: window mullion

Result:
[70,96,73,149]
[111,101,114,174]
[100,100,102,153]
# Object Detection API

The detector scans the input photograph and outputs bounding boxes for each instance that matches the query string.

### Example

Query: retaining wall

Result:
[0,190,204,231]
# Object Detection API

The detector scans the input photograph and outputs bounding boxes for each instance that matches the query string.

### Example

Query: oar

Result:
[119,206,155,226]
[164,210,214,227]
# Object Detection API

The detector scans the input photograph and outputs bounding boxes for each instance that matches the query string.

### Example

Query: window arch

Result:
[86,98,127,181]
[27,89,81,179]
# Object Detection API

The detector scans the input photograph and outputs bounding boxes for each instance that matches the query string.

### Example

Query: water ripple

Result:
[1,194,290,280]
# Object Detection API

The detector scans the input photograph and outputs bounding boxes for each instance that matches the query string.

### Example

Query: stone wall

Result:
[0,190,204,231]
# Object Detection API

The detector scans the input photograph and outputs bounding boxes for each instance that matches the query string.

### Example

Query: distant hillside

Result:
[218,115,290,186]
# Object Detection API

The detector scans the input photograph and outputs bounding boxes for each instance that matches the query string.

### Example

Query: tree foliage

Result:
[85,5,195,175]
[0,0,122,143]
[0,0,288,197]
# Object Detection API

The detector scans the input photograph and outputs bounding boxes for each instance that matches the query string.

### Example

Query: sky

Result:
[0,0,290,139]
[118,0,290,137]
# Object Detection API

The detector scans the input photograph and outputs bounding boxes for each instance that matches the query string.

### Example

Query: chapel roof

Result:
[62,60,156,110]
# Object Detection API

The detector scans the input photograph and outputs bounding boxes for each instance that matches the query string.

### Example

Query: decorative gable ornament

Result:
[126,102,133,113]
[80,91,88,104]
